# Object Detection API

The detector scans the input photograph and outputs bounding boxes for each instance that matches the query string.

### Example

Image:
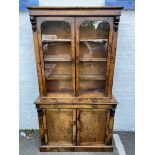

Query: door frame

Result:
[36,17,76,96]
[75,17,114,96]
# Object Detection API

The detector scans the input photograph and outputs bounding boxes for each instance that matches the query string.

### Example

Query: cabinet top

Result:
[28,6,123,16]
[27,6,124,10]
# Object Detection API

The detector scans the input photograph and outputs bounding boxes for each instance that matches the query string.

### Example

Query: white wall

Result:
[19,1,135,131]
[19,0,135,131]
[39,0,105,6]
[113,11,135,131]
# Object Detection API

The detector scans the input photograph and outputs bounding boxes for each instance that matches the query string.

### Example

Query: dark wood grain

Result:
[37,109,45,145]
[77,109,108,146]
[28,6,123,17]
[107,17,120,97]
[40,145,113,152]
[30,17,44,96]
[45,109,76,146]
[28,7,122,152]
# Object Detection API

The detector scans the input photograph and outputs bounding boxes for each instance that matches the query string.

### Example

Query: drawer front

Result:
[45,109,76,146]
[77,109,114,146]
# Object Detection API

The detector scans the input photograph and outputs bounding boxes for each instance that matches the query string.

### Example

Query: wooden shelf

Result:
[80,75,105,80]
[44,56,71,62]
[80,39,108,43]
[42,38,108,43]
[42,39,71,43]
[44,57,106,62]
[79,58,107,62]
[46,75,72,80]
[46,75,105,80]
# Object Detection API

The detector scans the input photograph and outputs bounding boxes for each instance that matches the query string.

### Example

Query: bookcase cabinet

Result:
[28,6,123,152]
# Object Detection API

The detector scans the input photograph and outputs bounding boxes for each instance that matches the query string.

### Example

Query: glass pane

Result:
[79,41,108,59]
[44,62,72,79]
[79,21,110,39]
[41,21,72,94]
[43,42,71,60]
[79,20,110,94]
[42,21,71,39]
[79,61,106,77]
[46,80,72,93]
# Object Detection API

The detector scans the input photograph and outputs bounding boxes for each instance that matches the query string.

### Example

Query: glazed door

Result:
[76,109,110,146]
[45,109,76,146]
[36,17,113,97]
[37,17,76,96]
[75,17,113,96]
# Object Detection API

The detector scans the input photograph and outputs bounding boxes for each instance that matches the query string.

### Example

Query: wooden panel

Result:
[37,104,116,110]
[40,145,113,152]
[31,26,44,96]
[37,109,46,145]
[107,17,119,97]
[37,19,47,96]
[28,7,123,17]
[45,109,76,146]
[105,109,115,145]
[77,109,108,146]
[29,9,122,16]
[71,18,76,96]
[35,96,118,105]
[75,18,80,96]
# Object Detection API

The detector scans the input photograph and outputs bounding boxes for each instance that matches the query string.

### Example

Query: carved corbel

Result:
[114,16,120,32]
[30,16,36,32]
[110,109,115,117]
[37,109,44,117]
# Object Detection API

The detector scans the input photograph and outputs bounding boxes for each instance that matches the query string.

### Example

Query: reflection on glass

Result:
[41,21,72,93]
[44,62,72,79]
[79,20,110,94]
[79,61,106,76]
[46,80,72,93]
[43,42,71,60]
[79,41,108,59]
[42,21,71,39]
[80,21,110,39]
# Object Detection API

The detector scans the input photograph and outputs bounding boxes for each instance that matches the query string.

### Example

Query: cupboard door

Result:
[45,109,76,146]
[75,17,113,96]
[77,109,109,146]
[37,17,76,96]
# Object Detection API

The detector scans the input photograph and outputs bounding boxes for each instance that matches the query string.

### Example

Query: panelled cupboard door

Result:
[36,17,76,96]
[45,109,76,146]
[77,109,110,146]
[75,17,113,96]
